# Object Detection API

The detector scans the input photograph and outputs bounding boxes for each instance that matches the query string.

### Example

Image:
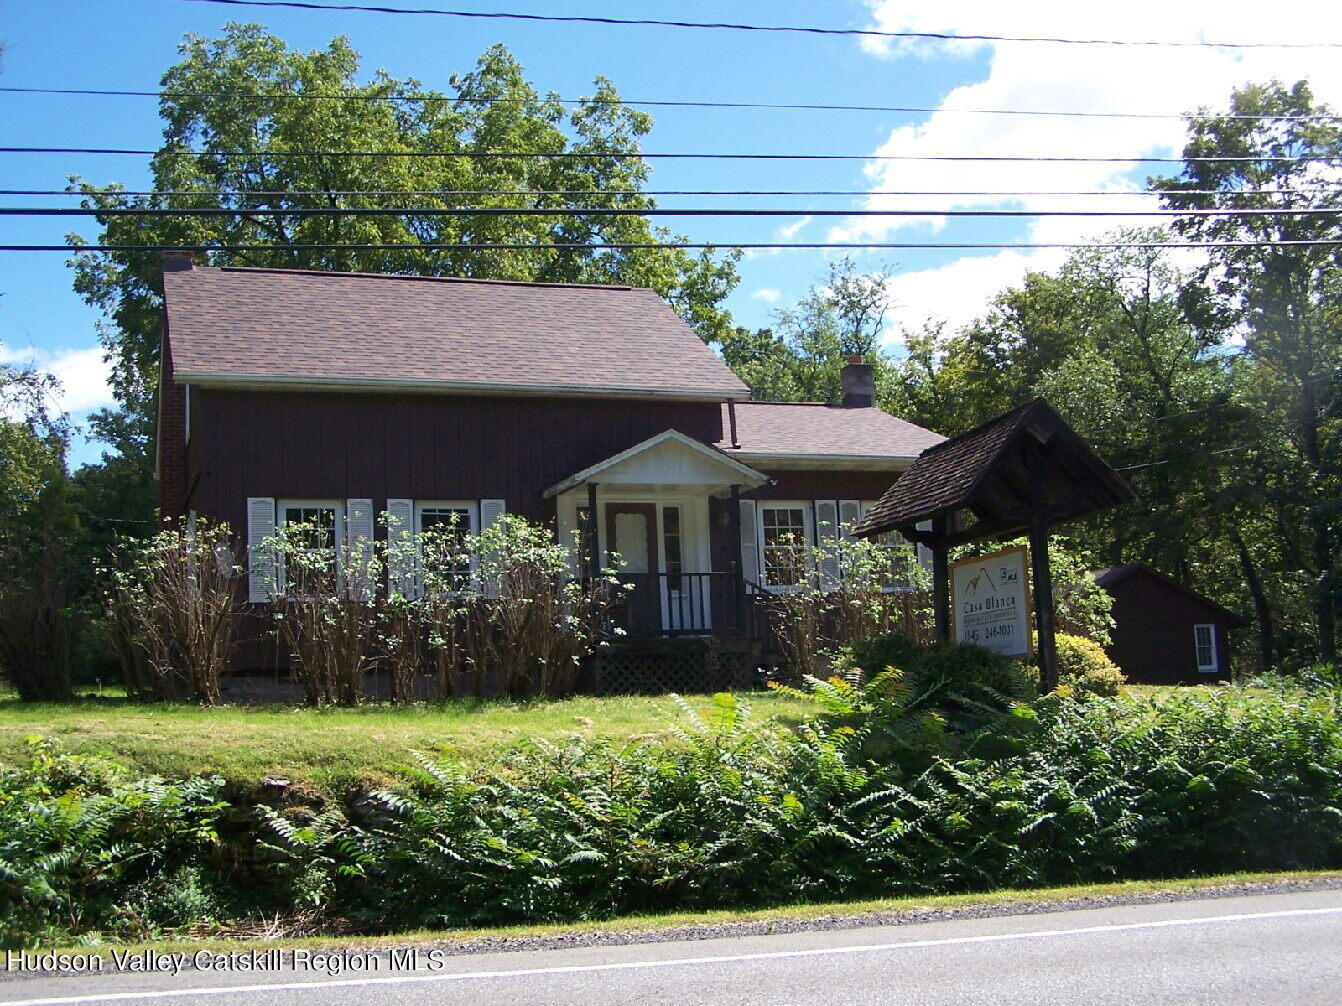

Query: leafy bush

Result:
[0,740,225,947]
[105,522,240,703]
[1053,633,1126,697]
[839,632,1037,734]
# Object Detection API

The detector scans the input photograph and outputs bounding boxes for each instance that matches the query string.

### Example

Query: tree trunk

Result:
[1229,526,1274,672]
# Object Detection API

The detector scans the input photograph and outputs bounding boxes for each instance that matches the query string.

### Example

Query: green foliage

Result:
[8,686,1342,943]
[1053,633,1127,698]
[839,633,1037,736]
[0,366,82,702]
[719,258,898,402]
[0,739,225,947]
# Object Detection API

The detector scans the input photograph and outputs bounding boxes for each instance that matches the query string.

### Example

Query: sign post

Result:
[950,546,1033,658]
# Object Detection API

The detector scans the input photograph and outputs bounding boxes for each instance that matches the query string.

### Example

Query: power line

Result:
[1115,445,1251,472]
[12,206,1342,219]
[22,239,1342,253]
[10,145,1342,163]
[11,188,1341,198]
[167,0,1342,49]
[4,84,1339,122]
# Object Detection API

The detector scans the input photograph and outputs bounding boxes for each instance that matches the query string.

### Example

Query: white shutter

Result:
[738,499,760,584]
[814,500,840,589]
[246,497,277,603]
[345,499,376,601]
[479,499,506,598]
[839,500,862,539]
[386,498,416,599]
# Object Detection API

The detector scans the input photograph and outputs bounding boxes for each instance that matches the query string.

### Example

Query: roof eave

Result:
[175,371,751,401]
[721,451,920,471]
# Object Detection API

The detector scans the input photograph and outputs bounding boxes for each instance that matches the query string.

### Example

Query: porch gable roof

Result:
[542,429,769,499]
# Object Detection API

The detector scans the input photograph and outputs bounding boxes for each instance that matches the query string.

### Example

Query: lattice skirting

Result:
[584,638,763,695]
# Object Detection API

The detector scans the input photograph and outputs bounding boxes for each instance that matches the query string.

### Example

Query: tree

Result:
[0,364,80,700]
[69,27,740,452]
[719,258,899,402]
[1153,79,1342,661]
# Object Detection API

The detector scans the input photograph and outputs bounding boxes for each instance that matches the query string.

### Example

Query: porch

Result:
[545,429,773,643]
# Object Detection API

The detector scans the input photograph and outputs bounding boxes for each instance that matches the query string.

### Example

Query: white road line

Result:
[4,905,1341,1005]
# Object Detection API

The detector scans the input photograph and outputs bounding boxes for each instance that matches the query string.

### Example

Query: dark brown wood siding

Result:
[1101,569,1239,684]
[185,387,729,533]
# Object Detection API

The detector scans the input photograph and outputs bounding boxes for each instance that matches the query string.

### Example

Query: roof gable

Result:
[543,429,768,498]
[162,266,749,400]
[855,398,1132,538]
[1095,563,1249,627]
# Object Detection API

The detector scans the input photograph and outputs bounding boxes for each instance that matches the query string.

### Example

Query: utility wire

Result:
[1115,445,1252,472]
[16,188,1342,199]
[12,188,1342,198]
[23,239,1342,253]
[167,0,1342,49]
[12,206,1342,219]
[4,85,1339,122]
[10,146,1342,163]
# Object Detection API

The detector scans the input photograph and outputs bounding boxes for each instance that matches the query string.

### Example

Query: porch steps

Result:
[584,636,771,695]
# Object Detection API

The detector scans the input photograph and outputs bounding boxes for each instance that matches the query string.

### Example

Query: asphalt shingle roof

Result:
[163,266,750,399]
[714,401,943,461]
[855,399,1039,533]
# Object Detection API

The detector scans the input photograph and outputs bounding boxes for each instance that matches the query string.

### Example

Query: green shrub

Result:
[840,632,1037,734]
[0,740,226,947]
[1054,633,1126,697]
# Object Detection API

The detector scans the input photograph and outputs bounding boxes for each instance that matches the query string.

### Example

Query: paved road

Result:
[5,889,1342,1005]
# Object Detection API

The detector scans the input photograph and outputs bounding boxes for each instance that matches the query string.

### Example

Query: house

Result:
[155,254,943,678]
[1094,563,1249,684]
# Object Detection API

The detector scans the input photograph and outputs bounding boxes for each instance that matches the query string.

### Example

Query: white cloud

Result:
[0,342,116,417]
[843,1,1342,333]
[777,215,814,240]
[750,287,782,303]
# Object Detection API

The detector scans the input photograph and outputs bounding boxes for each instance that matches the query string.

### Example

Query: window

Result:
[278,500,343,592]
[1194,623,1218,673]
[415,501,478,592]
[759,503,811,588]
[663,505,683,591]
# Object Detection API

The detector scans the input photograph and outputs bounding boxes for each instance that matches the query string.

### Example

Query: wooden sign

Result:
[951,546,1033,657]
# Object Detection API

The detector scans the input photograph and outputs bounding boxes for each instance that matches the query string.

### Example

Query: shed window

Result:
[759,503,811,588]
[1194,623,1218,672]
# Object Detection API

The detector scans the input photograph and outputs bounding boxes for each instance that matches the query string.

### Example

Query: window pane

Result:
[762,507,807,586]
[663,506,682,590]
[419,508,472,590]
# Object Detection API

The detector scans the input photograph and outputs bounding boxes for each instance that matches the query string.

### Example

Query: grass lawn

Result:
[0,691,815,794]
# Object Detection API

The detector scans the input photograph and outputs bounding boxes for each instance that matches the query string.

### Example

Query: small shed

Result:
[1094,563,1249,684]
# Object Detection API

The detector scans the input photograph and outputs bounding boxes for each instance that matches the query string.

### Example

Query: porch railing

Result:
[605,572,769,639]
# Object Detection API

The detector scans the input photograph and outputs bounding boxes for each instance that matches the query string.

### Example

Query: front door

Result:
[606,503,662,634]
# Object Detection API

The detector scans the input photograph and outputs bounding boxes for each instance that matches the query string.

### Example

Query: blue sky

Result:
[2,0,1338,466]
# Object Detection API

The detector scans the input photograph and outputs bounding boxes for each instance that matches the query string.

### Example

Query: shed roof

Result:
[1095,563,1250,627]
[714,402,943,469]
[854,398,1132,540]
[162,265,750,400]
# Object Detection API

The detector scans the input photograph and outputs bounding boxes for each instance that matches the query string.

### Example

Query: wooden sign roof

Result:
[854,398,1133,545]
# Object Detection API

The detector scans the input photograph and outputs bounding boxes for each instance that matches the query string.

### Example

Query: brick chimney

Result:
[840,354,875,408]
[163,250,195,272]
